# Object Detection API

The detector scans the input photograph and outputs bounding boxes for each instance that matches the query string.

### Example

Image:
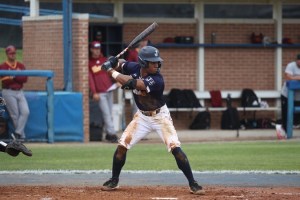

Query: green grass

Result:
[1,141,300,171]
[0,48,23,63]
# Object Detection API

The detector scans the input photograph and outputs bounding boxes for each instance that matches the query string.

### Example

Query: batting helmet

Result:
[138,46,163,68]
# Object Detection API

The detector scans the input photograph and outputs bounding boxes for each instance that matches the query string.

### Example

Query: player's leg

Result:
[2,90,20,139]
[14,91,29,139]
[98,92,117,142]
[102,145,127,190]
[153,105,205,195]
[171,147,205,195]
[102,112,151,190]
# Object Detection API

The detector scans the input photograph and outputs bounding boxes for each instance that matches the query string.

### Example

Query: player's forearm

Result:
[108,69,146,90]
[109,69,131,84]
[285,73,300,80]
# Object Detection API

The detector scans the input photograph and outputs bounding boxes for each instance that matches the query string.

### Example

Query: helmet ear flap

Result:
[138,56,147,68]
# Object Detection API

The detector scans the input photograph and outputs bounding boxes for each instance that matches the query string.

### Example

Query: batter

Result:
[100,46,205,195]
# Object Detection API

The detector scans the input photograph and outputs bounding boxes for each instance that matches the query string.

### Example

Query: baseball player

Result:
[100,46,205,195]
[88,41,118,142]
[0,45,29,141]
[0,140,32,157]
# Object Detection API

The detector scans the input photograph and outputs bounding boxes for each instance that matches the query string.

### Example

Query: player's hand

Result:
[92,93,100,101]
[102,57,118,71]
[108,56,118,68]
[101,61,113,71]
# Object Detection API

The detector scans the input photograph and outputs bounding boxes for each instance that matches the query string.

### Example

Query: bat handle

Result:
[115,47,129,59]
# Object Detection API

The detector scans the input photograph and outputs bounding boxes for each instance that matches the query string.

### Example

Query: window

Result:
[283,5,300,19]
[40,3,114,17]
[205,4,272,19]
[124,4,194,18]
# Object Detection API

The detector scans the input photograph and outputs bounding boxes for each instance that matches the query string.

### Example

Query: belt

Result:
[140,108,161,117]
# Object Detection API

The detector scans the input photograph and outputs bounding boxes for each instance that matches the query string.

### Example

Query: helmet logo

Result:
[154,50,158,57]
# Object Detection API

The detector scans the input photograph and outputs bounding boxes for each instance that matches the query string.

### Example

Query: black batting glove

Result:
[108,56,118,68]
[102,61,113,71]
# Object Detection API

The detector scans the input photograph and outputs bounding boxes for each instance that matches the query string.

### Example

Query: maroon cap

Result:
[5,45,16,54]
[90,41,101,48]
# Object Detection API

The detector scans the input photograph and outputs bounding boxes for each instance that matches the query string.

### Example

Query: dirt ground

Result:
[1,185,300,200]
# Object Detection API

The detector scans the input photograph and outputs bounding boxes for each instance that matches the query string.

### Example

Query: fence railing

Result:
[0,70,55,143]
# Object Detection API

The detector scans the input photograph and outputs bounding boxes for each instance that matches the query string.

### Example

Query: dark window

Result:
[283,5,300,19]
[124,4,194,18]
[205,4,272,19]
[40,3,113,17]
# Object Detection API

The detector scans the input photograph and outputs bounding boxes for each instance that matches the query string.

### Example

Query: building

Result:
[19,0,300,142]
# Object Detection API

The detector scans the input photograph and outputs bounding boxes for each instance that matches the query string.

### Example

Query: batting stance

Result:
[100,46,205,195]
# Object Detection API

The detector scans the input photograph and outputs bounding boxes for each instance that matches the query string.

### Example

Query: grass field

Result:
[1,140,300,171]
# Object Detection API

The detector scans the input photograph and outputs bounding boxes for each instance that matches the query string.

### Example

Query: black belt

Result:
[140,108,161,116]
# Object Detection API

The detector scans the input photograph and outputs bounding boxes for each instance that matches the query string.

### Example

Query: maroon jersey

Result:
[0,61,28,90]
[89,57,114,94]
[127,49,139,62]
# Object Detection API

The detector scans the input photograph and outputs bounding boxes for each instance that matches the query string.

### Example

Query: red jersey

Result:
[127,49,139,62]
[0,61,28,90]
[89,56,114,94]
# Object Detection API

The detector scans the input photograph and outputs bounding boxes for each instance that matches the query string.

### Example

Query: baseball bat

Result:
[115,22,158,58]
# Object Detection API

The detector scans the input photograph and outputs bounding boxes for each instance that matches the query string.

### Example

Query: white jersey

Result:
[281,61,300,101]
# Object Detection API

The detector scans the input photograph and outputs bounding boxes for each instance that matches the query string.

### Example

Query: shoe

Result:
[11,133,25,142]
[102,178,119,191]
[189,181,205,195]
[105,134,118,143]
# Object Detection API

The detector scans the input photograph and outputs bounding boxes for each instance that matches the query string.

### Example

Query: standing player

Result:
[0,45,29,141]
[280,53,300,136]
[88,41,118,142]
[100,46,205,195]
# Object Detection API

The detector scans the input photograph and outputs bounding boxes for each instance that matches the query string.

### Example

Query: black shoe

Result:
[105,134,118,143]
[189,181,205,195]
[102,178,119,191]
[11,133,25,142]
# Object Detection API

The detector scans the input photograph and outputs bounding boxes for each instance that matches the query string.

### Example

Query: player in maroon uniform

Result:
[88,41,118,142]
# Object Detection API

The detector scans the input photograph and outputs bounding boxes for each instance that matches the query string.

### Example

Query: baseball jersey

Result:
[0,61,28,90]
[127,49,138,62]
[89,57,114,94]
[281,61,300,101]
[122,62,165,111]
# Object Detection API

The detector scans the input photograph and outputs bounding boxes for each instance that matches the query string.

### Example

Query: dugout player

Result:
[0,45,29,141]
[280,53,300,135]
[88,41,118,142]
[100,46,205,195]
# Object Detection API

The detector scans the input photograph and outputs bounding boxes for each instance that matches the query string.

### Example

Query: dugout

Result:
[19,0,300,142]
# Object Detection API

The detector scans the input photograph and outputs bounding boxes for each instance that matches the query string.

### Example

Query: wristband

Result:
[112,71,121,79]
[0,141,7,147]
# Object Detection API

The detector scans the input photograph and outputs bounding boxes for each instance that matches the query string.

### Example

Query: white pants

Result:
[119,105,181,152]
[98,91,116,135]
[2,89,29,138]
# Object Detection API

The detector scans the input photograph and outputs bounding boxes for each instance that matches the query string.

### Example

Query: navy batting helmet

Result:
[138,46,163,68]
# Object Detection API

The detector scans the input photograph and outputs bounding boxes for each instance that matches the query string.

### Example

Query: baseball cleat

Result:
[102,178,119,191]
[189,181,205,195]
